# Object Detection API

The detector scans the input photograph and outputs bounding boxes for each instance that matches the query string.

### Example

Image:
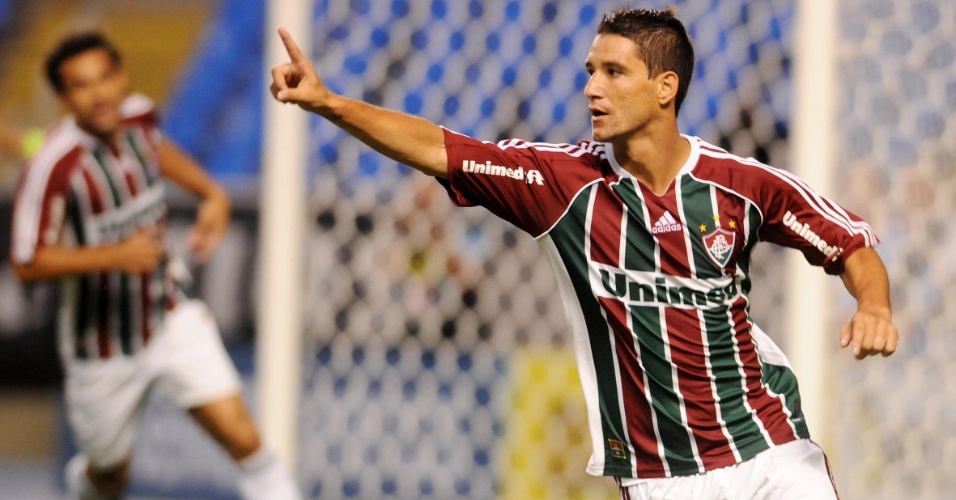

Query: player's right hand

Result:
[116,228,165,275]
[270,27,333,115]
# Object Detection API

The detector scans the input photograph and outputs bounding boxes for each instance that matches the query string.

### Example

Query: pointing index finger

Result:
[278,26,307,63]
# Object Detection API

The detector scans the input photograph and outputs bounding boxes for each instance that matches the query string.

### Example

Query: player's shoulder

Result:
[120,93,161,132]
[493,137,605,159]
[16,122,86,193]
[488,138,607,175]
[691,136,786,184]
[28,121,85,172]
[121,93,156,119]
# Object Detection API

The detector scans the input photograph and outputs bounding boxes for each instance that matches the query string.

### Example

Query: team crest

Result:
[702,228,735,268]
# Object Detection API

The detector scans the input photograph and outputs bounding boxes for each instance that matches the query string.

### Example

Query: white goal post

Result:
[257,0,313,470]
[788,0,839,449]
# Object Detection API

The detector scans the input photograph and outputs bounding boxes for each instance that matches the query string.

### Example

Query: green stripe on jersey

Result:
[550,185,632,476]
[702,307,769,461]
[677,178,723,279]
[92,149,124,207]
[736,205,763,297]
[119,275,134,355]
[612,180,656,272]
[761,362,810,439]
[125,131,156,185]
[628,304,701,474]
[67,194,90,359]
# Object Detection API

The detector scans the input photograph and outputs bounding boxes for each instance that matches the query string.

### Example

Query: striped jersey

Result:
[10,94,183,361]
[440,128,877,479]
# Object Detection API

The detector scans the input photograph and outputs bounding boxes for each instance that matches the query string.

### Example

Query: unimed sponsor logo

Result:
[462,160,544,185]
[599,268,739,308]
[782,210,842,258]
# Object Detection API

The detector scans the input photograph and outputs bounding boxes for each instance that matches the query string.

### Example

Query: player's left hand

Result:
[188,188,230,263]
[840,309,899,359]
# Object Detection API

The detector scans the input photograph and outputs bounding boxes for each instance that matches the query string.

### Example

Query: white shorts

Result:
[616,439,839,500]
[64,300,242,469]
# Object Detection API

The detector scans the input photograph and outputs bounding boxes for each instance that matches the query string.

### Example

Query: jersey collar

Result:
[604,134,701,181]
[62,117,102,151]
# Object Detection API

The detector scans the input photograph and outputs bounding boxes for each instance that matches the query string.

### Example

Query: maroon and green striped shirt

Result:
[11,94,183,361]
[440,128,876,479]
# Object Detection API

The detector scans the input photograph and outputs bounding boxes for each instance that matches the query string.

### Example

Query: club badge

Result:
[702,227,735,268]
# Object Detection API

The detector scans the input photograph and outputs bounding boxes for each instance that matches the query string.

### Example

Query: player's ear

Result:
[657,71,679,110]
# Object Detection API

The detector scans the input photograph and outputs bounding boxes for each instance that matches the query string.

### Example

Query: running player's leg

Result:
[189,394,300,500]
[189,393,261,459]
[64,355,149,498]
[152,299,300,500]
[65,453,130,499]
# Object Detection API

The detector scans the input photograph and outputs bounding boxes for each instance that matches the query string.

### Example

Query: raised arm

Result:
[838,247,899,359]
[269,27,448,178]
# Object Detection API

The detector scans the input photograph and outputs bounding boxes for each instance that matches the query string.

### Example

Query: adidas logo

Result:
[651,211,683,234]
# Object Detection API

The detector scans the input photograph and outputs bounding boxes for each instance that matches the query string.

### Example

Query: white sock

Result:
[236,448,301,500]
[65,454,111,500]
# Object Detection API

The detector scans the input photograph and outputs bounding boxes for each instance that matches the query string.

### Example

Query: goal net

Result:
[830,1,956,498]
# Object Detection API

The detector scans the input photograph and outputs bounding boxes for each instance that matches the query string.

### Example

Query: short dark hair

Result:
[597,7,695,115]
[45,32,122,93]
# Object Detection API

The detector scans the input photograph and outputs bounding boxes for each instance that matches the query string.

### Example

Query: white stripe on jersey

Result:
[492,137,590,157]
[754,162,878,245]
[70,175,96,244]
[85,151,120,208]
[121,93,154,118]
[123,131,157,185]
[537,234,609,475]
[534,179,602,240]
[12,131,79,264]
[698,148,876,246]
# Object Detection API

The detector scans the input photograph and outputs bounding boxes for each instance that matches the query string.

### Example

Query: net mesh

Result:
[833,1,956,498]
[299,1,796,498]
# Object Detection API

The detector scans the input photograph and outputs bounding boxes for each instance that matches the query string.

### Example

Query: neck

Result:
[611,121,690,196]
[80,123,118,149]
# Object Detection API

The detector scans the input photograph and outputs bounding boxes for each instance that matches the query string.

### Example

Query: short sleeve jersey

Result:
[439,128,876,479]
[10,94,183,361]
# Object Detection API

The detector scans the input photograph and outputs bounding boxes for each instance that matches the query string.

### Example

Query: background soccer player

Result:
[10,32,300,500]
[269,7,898,500]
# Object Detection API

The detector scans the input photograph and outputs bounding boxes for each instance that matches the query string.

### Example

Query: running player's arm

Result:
[157,140,230,262]
[269,27,448,178]
[11,152,165,282]
[838,247,898,359]
[743,162,898,360]
[13,230,164,282]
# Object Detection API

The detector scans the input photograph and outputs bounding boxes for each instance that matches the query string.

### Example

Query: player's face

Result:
[57,48,129,140]
[584,34,661,143]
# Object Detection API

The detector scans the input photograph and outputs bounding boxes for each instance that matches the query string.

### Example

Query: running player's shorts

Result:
[616,439,839,500]
[64,300,242,469]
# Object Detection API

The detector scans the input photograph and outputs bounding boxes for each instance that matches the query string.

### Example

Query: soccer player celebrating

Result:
[10,33,300,500]
[270,8,898,499]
